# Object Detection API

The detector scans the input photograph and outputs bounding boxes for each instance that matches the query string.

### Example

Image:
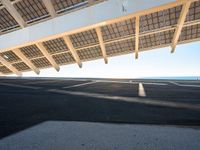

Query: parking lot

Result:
[0,78,200,140]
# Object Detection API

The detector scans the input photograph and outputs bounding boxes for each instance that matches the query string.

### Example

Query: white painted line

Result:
[138,83,146,97]
[24,80,62,85]
[47,89,200,111]
[142,82,167,86]
[94,80,167,85]
[96,80,131,84]
[169,81,200,88]
[62,81,97,89]
[62,79,89,81]
[24,79,90,85]
[0,83,42,90]
[23,79,167,86]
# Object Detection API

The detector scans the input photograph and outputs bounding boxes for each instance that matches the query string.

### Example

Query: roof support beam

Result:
[1,0,198,52]
[13,49,40,75]
[42,0,57,18]
[36,43,60,71]
[88,0,95,5]
[0,56,22,76]
[96,27,108,64]
[1,0,26,28]
[135,16,140,59]
[11,0,22,4]
[0,31,3,35]
[63,36,82,68]
[171,1,191,53]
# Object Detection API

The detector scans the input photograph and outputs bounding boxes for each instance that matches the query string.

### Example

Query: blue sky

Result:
[10,41,200,78]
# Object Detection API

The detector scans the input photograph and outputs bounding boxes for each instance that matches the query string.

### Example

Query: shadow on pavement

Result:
[0,83,200,139]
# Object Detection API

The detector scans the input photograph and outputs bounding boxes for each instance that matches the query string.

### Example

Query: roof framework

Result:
[96,27,108,64]
[0,0,104,34]
[0,0,199,75]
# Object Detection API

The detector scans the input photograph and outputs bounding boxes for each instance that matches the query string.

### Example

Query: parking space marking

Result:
[62,79,89,81]
[169,81,200,88]
[95,80,132,84]
[47,89,200,111]
[24,80,63,85]
[62,81,97,89]
[138,83,146,97]
[94,80,167,86]
[24,79,90,85]
[142,82,167,86]
[0,83,42,90]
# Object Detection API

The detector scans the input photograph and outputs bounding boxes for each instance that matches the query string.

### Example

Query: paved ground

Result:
[0,77,200,149]
[1,121,200,150]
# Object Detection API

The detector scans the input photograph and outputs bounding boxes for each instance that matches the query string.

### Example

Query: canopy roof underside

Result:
[0,0,199,75]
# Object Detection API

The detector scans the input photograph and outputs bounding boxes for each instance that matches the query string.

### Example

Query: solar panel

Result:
[51,0,87,14]
[0,50,21,63]
[179,24,200,41]
[77,46,102,61]
[12,62,30,71]
[101,18,135,41]
[43,37,69,54]
[52,52,75,65]
[0,0,105,34]
[140,5,182,33]
[69,29,99,48]
[13,0,50,23]
[186,0,200,22]
[0,0,199,75]
[105,39,135,56]
[31,57,51,68]
[0,66,12,74]
[20,45,44,59]
[140,30,174,49]
[0,8,20,32]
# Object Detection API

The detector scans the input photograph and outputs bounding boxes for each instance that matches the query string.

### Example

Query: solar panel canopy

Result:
[0,0,199,75]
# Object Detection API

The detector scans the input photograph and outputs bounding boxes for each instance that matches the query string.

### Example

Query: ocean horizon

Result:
[0,76,199,81]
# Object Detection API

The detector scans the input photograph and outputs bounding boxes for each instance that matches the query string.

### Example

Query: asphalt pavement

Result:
[0,77,200,149]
